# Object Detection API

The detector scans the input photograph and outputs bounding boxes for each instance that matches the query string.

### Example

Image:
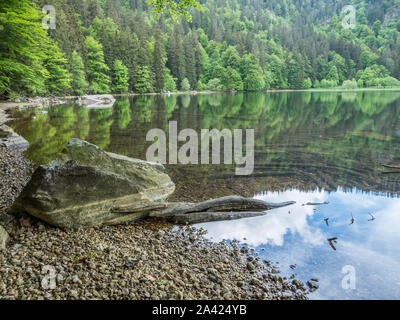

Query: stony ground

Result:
[0,145,33,215]
[0,145,311,300]
[0,219,310,300]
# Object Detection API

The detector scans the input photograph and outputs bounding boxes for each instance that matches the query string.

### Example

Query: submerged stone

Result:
[10,139,175,228]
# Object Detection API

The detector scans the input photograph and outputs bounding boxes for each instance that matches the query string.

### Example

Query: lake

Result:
[7,90,400,299]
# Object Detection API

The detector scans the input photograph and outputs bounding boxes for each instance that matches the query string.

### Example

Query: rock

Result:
[0,124,29,149]
[0,124,13,138]
[246,262,255,271]
[10,139,175,228]
[306,280,319,292]
[0,225,8,250]
[19,218,32,228]
[292,279,304,290]
[78,95,116,109]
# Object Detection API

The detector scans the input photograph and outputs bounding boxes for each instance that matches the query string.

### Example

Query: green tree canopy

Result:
[85,36,111,93]
[112,60,129,93]
[70,51,88,96]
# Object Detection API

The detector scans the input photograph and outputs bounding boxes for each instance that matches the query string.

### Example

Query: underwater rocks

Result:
[10,139,175,228]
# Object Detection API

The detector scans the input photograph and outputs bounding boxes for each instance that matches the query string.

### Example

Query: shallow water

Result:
[7,90,400,299]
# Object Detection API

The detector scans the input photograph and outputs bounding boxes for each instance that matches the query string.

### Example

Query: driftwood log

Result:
[111,196,295,224]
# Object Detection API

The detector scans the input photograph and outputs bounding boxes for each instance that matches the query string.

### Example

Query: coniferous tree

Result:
[70,51,88,95]
[184,34,197,89]
[44,39,72,95]
[153,28,165,92]
[85,36,111,93]
[181,78,191,91]
[133,66,151,93]
[112,59,129,93]
[3,0,400,97]
[167,31,179,79]
[0,0,50,97]
[164,68,177,91]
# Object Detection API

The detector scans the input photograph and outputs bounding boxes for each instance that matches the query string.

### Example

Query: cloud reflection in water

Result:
[196,189,400,299]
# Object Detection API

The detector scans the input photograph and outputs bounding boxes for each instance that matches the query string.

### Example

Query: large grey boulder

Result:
[0,124,29,149]
[10,139,175,228]
[0,225,8,250]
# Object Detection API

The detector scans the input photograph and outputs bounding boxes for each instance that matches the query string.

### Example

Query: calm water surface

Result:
[8,91,400,299]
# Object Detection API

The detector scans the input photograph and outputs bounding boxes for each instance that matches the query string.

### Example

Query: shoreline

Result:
[0,134,311,300]
[1,87,400,110]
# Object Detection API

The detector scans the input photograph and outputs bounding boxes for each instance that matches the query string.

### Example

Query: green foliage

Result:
[342,80,358,90]
[153,29,165,92]
[303,78,312,89]
[44,39,71,95]
[376,77,400,88]
[207,78,223,91]
[3,0,400,98]
[164,69,177,91]
[320,79,338,88]
[133,66,152,93]
[357,65,391,87]
[0,0,50,97]
[148,0,201,22]
[70,51,88,96]
[223,67,243,91]
[112,60,129,93]
[244,68,265,91]
[180,78,191,91]
[85,36,110,93]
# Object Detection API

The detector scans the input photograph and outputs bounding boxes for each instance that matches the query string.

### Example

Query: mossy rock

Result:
[10,139,175,228]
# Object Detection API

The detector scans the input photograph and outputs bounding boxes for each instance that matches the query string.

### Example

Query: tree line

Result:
[1,0,400,99]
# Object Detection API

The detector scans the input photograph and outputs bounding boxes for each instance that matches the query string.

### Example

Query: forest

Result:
[1,0,400,98]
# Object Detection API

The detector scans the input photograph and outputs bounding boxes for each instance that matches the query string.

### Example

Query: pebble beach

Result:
[0,133,310,300]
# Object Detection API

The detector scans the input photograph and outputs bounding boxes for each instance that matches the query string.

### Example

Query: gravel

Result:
[0,145,33,215]
[0,145,309,300]
[0,219,309,300]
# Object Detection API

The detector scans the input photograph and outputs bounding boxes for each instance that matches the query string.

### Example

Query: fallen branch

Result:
[111,196,295,224]
[150,196,294,218]
[382,164,400,169]
[381,171,400,175]
[170,211,268,224]
[302,201,329,206]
